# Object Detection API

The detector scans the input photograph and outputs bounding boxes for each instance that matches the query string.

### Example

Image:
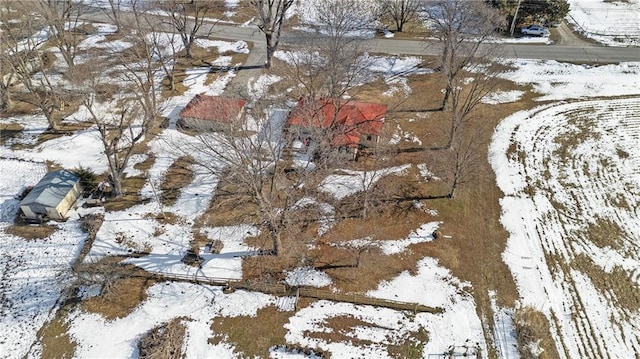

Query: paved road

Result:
[282,33,639,63]
[213,23,639,63]
[83,7,638,64]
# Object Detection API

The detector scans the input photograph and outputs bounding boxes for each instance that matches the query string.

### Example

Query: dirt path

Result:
[225,42,267,99]
[554,22,597,47]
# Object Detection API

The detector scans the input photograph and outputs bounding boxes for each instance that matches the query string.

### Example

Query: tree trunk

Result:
[44,109,59,131]
[169,73,175,91]
[272,231,282,256]
[184,41,193,59]
[265,33,275,68]
[112,173,124,197]
[0,86,11,111]
[441,82,452,110]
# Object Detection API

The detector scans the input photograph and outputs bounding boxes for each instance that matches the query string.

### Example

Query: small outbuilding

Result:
[178,94,247,131]
[20,169,81,221]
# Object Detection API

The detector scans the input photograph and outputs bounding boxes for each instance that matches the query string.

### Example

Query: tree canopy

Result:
[489,0,570,25]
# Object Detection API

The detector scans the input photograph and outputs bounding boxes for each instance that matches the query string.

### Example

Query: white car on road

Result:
[521,25,550,37]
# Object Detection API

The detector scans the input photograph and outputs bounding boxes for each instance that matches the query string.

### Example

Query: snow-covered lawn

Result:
[0,159,86,358]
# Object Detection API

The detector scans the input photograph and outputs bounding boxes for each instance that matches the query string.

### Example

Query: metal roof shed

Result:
[20,169,81,221]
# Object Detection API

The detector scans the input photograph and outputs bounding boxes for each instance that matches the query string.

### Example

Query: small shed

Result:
[178,94,247,131]
[20,169,81,221]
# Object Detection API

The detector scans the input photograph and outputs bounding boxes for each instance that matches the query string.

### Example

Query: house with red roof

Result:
[178,94,247,131]
[287,97,387,160]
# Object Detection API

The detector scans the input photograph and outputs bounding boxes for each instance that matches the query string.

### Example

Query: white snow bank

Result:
[319,164,410,200]
[499,60,640,101]
[285,266,332,287]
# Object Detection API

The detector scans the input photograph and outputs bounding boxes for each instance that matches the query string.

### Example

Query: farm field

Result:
[491,97,640,358]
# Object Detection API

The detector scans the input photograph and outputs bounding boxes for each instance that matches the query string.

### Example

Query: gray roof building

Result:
[20,169,81,221]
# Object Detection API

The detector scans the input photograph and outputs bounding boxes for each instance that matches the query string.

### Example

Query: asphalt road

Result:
[82,7,639,64]
[200,23,640,63]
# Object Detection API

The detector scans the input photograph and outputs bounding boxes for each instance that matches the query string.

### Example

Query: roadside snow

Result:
[499,60,640,101]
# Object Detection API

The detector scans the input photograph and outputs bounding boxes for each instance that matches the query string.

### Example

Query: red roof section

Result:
[179,94,247,123]
[287,98,387,147]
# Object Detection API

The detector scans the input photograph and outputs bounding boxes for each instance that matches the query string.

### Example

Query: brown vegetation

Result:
[138,318,187,359]
[513,306,560,359]
[159,156,195,207]
[210,306,290,358]
[82,276,156,320]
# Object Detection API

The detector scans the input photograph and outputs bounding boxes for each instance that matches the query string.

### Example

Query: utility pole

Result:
[510,0,522,37]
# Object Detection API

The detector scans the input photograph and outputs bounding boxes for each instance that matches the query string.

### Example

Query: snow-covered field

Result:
[568,0,640,46]
[2,1,640,358]
[0,159,86,357]
[489,56,640,359]
[491,97,640,358]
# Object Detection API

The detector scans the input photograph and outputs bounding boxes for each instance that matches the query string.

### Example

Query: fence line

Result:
[567,15,640,38]
[145,270,443,314]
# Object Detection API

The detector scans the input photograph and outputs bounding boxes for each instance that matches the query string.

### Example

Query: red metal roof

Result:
[179,94,247,123]
[287,98,387,147]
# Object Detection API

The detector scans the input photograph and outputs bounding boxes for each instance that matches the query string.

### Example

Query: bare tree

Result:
[424,0,505,110]
[159,0,213,59]
[0,2,62,129]
[379,0,421,32]
[106,0,125,33]
[149,31,180,92]
[117,2,165,130]
[249,0,295,68]
[283,0,380,166]
[78,74,146,198]
[177,102,312,256]
[97,105,146,198]
[34,0,87,69]
[448,129,479,199]
[443,62,501,149]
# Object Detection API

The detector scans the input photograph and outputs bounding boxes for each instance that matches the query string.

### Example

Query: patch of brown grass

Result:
[38,307,77,359]
[572,254,640,313]
[306,315,376,344]
[210,306,290,358]
[585,217,625,250]
[82,276,156,320]
[388,327,429,359]
[103,175,150,212]
[197,1,255,24]
[513,306,560,359]
[3,224,57,240]
[197,177,260,227]
[159,156,195,207]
